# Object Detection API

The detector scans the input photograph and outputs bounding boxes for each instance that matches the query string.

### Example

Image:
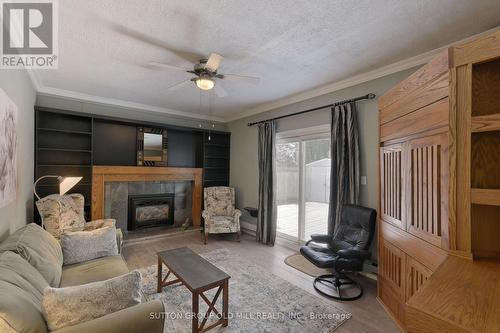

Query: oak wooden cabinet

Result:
[378,50,451,329]
[379,29,500,332]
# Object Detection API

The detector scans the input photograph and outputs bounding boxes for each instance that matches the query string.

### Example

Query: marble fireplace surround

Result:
[91,166,202,230]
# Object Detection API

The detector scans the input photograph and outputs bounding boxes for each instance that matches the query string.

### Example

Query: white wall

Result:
[0,70,36,241]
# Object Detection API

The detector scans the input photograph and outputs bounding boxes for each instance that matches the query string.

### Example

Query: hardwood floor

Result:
[123,232,400,333]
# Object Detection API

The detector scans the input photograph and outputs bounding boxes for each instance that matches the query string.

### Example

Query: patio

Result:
[277,201,329,241]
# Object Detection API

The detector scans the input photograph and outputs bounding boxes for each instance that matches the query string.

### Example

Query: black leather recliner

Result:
[300,204,376,301]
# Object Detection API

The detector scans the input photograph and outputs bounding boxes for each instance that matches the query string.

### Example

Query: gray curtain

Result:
[328,102,360,235]
[257,120,277,245]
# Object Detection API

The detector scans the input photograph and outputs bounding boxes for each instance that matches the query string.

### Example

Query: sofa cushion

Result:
[60,255,129,287]
[35,194,86,239]
[52,300,165,333]
[0,281,48,333]
[0,251,49,303]
[0,223,63,287]
[205,216,239,233]
[61,226,118,265]
[42,271,142,331]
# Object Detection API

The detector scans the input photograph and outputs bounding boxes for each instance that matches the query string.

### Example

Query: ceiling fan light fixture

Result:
[195,76,215,90]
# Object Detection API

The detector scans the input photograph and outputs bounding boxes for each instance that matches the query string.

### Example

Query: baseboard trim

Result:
[240,220,257,236]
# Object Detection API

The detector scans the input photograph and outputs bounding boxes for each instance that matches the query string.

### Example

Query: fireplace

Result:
[128,193,174,230]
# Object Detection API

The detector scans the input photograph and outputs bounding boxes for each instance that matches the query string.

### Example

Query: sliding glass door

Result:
[303,138,330,240]
[276,128,330,241]
[276,140,300,238]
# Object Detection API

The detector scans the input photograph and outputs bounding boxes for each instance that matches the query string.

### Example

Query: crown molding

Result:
[26,26,500,124]
[224,52,432,122]
[36,86,225,122]
[225,26,500,123]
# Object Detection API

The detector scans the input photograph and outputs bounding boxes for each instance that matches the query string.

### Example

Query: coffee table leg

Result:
[223,279,229,327]
[157,256,162,293]
[192,292,199,333]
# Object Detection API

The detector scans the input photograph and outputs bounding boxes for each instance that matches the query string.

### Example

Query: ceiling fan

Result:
[149,53,260,97]
[103,22,259,97]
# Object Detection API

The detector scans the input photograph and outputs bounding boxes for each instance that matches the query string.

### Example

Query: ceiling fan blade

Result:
[205,53,223,72]
[213,83,228,98]
[167,80,193,91]
[149,62,192,72]
[107,22,203,63]
[218,73,260,85]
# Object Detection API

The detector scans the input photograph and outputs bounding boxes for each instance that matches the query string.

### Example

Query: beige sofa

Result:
[0,223,164,333]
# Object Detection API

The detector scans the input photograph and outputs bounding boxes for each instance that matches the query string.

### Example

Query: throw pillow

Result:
[61,226,118,265]
[42,271,142,331]
[36,193,86,239]
[0,223,63,287]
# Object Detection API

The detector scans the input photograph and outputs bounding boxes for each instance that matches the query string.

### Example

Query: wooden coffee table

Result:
[157,247,230,333]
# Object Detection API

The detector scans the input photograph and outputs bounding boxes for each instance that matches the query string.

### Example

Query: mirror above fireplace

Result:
[144,133,163,161]
[137,126,168,166]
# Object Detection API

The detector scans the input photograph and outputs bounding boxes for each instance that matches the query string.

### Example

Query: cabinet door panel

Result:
[407,133,448,248]
[380,144,405,229]
[405,256,432,300]
[379,239,406,301]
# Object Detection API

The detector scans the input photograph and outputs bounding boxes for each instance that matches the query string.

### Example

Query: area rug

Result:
[138,249,351,332]
[285,253,332,277]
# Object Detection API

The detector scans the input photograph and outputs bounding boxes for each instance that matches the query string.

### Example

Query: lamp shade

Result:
[34,175,83,200]
[59,177,82,195]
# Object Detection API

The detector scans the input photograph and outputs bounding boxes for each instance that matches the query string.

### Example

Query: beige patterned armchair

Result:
[202,187,241,244]
[35,193,122,251]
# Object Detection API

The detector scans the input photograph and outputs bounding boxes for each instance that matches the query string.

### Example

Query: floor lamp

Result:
[33,175,82,228]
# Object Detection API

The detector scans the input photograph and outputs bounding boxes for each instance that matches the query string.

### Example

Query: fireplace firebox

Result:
[128,193,174,230]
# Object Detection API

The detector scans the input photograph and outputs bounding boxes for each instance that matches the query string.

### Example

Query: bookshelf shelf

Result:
[471,113,500,133]
[35,108,94,222]
[471,188,500,206]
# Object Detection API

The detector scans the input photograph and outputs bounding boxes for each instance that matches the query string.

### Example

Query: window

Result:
[276,126,330,241]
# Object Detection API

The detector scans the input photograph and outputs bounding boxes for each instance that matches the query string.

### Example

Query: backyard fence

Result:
[276,158,331,205]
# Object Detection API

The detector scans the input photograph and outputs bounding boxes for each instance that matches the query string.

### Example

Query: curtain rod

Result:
[247,93,376,126]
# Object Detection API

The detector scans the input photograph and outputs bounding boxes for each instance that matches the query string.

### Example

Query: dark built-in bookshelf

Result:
[34,107,231,223]
[35,109,94,221]
[203,131,230,187]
